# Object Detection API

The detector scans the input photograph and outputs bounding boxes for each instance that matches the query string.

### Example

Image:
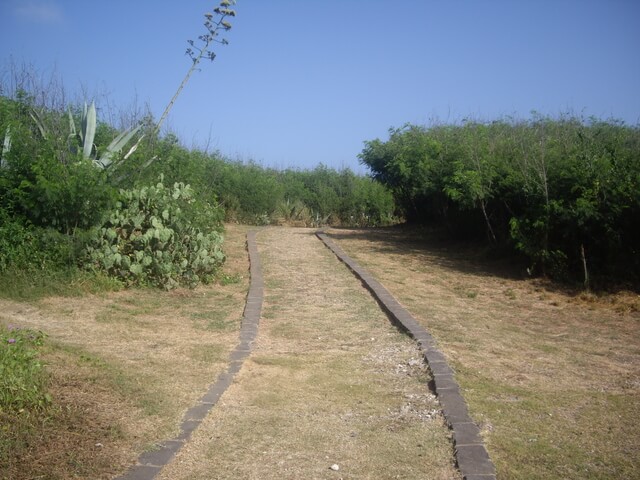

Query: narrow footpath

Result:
[154,228,461,479]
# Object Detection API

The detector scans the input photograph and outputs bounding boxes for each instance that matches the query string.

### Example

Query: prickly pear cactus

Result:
[86,177,225,289]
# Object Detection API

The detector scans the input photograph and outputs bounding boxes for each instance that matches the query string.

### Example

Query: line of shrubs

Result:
[359,115,640,287]
[0,92,396,295]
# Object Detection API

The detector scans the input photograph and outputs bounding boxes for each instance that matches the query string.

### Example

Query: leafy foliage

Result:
[85,178,225,289]
[0,209,76,272]
[126,134,397,227]
[360,116,640,285]
[1,95,118,234]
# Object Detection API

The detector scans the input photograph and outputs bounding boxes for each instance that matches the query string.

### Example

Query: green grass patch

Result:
[53,343,169,418]
[456,368,640,479]
[0,324,52,472]
[217,272,242,286]
[190,293,239,331]
[190,310,237,331]
[0,267,121,302]
[0,325,50,413]
[189,344,225,364]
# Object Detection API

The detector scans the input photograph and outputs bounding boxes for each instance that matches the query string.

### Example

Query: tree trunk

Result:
[581,243,590,290]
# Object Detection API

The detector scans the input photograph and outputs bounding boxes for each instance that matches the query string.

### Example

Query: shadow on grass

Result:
[317,224,640,298]
[322,225,526,281]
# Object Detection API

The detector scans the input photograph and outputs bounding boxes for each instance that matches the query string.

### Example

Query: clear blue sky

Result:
[1,0,639,172]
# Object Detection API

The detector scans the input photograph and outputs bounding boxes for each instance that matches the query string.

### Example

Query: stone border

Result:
[316,232,496,480]
[115,231,263,480]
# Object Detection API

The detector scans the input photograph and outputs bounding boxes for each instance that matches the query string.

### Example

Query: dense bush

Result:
[0,209,79,272]
[85,178,225,289]
[1,94,118,234]
[360,116,640,285]
[0,91,229,293]
[127,135,397,227]
[276,166,396,226]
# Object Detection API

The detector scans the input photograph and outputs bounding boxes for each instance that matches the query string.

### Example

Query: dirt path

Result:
[158,228,460,480]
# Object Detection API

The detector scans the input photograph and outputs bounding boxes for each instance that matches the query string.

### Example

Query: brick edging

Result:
[316,232,496,480]
[115,230,263,480]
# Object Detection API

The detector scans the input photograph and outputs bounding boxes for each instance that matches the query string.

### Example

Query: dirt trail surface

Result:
[158,227,460,480]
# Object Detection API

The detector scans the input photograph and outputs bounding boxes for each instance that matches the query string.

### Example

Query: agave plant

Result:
[68,101,143,168]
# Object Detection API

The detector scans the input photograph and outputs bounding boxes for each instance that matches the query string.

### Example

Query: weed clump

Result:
[0,325,49,413]
[0,324,51,471]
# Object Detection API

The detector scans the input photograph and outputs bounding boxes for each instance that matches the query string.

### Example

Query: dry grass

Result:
[159,227,460,480]
[327,226,640,479]
[0,223,252,480]
[8,222,634,479]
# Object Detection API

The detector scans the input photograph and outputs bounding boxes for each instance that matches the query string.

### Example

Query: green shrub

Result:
[85,177,225,289]
[0,208,123,300]
[0,209,79,272]
[360,117,640,284]
[273,199,314,226]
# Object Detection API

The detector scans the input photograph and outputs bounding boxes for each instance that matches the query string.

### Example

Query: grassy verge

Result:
[0,224,252,479]
[0,267,123,302]
[328,226,640,479]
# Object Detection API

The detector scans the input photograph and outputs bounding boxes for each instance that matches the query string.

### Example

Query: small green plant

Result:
[85,176,225,289]
[274,199,314,226]
[0,325,50,413]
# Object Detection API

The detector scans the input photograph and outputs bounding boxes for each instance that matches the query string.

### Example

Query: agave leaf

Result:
[1,126,11,167]
[66,107,79,154]
[82,101,97,158]
[79,102,87,143]
[123,135,143,160]
[108,123,143,152]
[67,107,77,137]
[29,109,48,139]
[97,123,144,168]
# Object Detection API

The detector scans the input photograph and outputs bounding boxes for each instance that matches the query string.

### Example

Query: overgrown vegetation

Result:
[0,324,50,470]
[85,178,225,289]
[0,85,395,295]
[0,1,243,296]
[360,117,640,287]
[0,325,49,413]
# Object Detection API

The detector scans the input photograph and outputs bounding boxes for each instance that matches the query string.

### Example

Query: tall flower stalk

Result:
[154,1,236,136]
